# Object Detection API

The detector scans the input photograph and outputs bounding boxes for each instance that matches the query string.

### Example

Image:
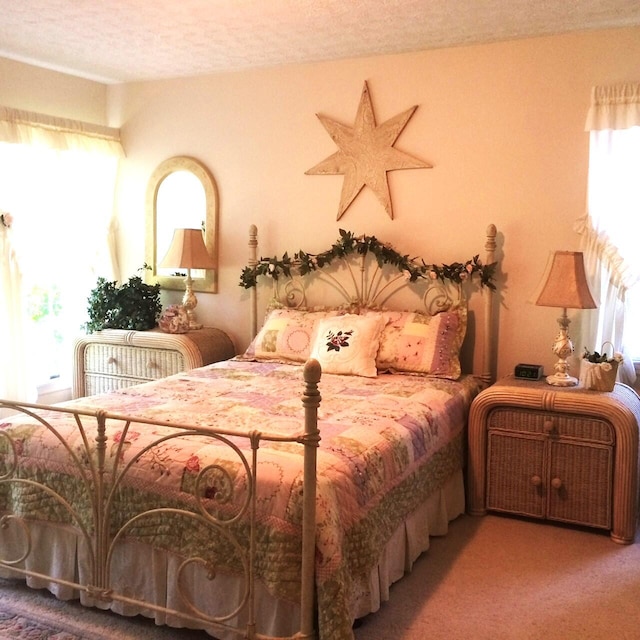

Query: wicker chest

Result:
[467,376,640,544]
[73,327,235,398]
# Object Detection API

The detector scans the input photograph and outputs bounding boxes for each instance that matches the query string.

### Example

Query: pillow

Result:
[310,314,385,377]
[369,307,467,379]
[243,308,342,363]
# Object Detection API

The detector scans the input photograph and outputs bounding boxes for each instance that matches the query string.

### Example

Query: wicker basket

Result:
[579,342,619,391]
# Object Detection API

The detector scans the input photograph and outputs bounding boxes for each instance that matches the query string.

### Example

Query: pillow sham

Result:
[310,314,385,377]
[243,308,342,363]
[368,306,467,379]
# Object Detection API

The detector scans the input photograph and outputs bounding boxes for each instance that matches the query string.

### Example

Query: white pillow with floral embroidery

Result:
[310,314,386,377]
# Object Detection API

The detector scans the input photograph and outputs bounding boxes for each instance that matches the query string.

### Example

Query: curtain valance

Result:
[0,106,124,157]
[585,83,640,131]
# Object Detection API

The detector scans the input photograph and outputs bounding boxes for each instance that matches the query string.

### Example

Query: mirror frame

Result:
[145,156,218,294]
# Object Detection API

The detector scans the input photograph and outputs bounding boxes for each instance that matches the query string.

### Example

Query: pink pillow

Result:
[369,307,467,379]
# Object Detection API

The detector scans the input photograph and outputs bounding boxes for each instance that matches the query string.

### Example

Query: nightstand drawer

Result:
[73,328,236,398]
[84,344,184,380]
[85,373,149,396]
[487,407,614,444]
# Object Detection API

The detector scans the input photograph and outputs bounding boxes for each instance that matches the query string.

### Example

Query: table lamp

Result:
[533,251,597,386]
[159,228,216,330]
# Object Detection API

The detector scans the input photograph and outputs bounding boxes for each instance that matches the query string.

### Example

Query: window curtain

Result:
[575,83,640,384]
[0,215,31,416]
[0,107,124,404]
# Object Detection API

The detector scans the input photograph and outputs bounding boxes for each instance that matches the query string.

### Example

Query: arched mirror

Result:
[145,156,218,293]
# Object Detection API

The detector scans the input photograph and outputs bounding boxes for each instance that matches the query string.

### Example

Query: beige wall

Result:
[3,27,639,380]
[0,57,108,123]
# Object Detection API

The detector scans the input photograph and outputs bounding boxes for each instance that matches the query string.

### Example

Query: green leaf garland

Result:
[240,229,496,291]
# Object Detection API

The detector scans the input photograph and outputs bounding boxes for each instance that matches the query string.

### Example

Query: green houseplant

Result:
[84,266,161,333]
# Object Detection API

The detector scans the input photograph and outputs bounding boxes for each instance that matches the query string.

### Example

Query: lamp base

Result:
[546,308,578,387]
[546,372,578,387]
[181,271,202,332]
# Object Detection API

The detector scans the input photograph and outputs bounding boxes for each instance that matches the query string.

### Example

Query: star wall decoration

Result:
[305,81,432,220]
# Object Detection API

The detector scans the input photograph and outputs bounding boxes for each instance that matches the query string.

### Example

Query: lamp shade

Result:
[159,228,216,270]
[533,251,597,310]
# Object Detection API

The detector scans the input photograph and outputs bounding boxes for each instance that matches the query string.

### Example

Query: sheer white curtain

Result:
[575,83,640,384]
[0,107,124,404]
[0,215,31,413]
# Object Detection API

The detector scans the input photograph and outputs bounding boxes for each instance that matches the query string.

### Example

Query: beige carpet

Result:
[1,514,638,639]
[0,578,210,640]
[355,513,640,640]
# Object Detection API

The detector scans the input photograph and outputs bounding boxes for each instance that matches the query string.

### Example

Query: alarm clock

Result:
[514,363,544,380]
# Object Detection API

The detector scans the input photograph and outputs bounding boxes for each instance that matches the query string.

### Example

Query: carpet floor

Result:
[1,514,638,639]
[0,578,211,640]
[355,513,640,640]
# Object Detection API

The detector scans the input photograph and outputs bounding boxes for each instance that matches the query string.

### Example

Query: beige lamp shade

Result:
[159,228,216,270]
[533,251,597,310]
[159,228,214,331]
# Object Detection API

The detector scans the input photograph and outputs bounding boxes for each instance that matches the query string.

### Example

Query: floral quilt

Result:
[0,359,484,640]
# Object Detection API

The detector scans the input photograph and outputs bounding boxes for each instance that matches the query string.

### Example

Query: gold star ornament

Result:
[305,81,432,220]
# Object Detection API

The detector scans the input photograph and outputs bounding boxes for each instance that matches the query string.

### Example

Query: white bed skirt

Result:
[0,470,464,639]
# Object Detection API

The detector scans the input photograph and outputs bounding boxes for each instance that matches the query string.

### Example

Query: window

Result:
[0,107,122,402]
[578,83,640,382]
[0,143,119,386]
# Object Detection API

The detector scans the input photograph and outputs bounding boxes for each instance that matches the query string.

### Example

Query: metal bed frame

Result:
[0,223,498,640]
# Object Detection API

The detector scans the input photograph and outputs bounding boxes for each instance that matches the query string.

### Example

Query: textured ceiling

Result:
[0,0,639,84]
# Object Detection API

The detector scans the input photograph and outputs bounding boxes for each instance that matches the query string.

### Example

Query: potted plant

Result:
[84,266,161,333]
[579,344,623,391]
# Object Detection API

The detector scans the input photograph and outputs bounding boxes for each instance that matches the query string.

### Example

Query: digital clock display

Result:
[514,363,543,380]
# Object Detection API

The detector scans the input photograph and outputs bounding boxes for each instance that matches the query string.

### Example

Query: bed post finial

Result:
[249,224,258,250]
[485,224,497,262]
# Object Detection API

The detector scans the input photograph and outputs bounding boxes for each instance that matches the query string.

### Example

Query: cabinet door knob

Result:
[543,420,555,434]
[531,475,542,487]
[107,357,117,365]
[551,477,563,490]
[147,360,158,370]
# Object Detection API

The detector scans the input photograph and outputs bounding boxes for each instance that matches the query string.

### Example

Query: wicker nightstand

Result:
[467,376,640,544]
[72,327,235,398]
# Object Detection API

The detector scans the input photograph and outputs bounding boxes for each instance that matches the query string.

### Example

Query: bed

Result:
[0,224,498,640]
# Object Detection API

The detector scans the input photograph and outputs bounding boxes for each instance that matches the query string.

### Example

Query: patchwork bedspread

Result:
[0,359,484,640]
